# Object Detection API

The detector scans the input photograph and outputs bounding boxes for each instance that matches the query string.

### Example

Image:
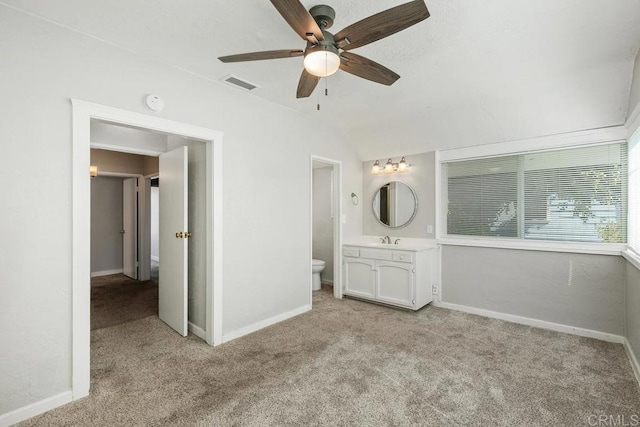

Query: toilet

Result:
[312,259,326,291]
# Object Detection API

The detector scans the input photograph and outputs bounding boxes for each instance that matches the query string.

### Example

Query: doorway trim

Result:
[71,99,224,400]
[309,155,343,304]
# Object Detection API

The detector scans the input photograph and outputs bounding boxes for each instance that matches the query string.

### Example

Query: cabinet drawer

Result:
[392,251,414,263]
[343,247,360,257]
[360,249,393,261]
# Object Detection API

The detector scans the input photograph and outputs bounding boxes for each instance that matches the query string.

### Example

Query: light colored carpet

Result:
[22,286,640,426]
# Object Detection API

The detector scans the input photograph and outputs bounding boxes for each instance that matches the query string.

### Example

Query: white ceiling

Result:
[4,0,640,158]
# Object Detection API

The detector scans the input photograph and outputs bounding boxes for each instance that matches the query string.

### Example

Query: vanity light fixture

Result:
[384,159,394,173]
[370,157,411,175]
[371,160,381,174]
[90,165,98,178]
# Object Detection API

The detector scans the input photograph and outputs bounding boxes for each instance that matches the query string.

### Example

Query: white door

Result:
[122,178,137,279]
[343,258,376,299]
[159,146,189,336]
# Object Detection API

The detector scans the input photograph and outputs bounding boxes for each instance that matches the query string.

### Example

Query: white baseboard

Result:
[321,279,333,285]
[188,322,206,340]
[625,338,640,386]
[433,301,625,344]
[151,255,159,263]
[90,269,123,277]
[222,304,312,344]
[0,391,73,427]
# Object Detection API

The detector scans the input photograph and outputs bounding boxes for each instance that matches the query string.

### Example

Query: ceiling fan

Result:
[218,0,430,99]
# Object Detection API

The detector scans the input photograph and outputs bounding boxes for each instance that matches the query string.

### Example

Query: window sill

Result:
[622,249,640,271]
[437,237,626,256]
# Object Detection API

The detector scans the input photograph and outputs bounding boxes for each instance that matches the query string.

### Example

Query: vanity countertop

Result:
[343,240,437,252]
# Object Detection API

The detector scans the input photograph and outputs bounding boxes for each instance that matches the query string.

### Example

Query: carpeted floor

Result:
[91,274,158,330]
[22,286,640,426]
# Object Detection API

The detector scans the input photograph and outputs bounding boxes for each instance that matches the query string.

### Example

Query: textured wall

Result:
[362,152,436,239]
[312,167,334,283]
[442,245,626,335]
[0,7,362,416]
[90,177,123,273]
[627,261,640,363]
[629,49,640,119]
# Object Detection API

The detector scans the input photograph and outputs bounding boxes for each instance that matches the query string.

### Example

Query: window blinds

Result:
[445,143,627,243]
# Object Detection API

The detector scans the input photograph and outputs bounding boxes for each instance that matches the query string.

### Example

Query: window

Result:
[629,131,640,253]
[444,143,627,244]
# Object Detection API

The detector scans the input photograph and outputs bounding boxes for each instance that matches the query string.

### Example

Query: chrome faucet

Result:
[394,239,401,245]
[383,236,391,244]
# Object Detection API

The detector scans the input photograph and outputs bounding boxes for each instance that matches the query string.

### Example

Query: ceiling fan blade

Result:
[218,50,304,63]
[296,69,320,98]
[339,52,400,86]
[270,0,324,42]
[334,0,430,51]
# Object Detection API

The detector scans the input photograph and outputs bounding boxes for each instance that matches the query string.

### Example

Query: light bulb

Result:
[384,159,394,173]
[398,157,407,171]
[371,160,381,175]
[303,49,340,77]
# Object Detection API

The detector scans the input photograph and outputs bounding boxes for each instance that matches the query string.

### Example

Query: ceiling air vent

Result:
[221,74,259,92]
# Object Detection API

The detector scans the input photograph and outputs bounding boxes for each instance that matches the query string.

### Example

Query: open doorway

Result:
[89,150,158,331]
[310,155,343,305]
[71,100,223,400]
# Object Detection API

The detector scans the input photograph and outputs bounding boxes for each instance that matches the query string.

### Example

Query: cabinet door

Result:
[376,261,414,307]
[344,258,376,299]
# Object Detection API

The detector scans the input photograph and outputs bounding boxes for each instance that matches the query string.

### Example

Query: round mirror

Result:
[372,181,418,228]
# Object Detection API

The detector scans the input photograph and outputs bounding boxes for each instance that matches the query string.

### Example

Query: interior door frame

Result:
[92,171,144,279]
[71,99,224,401]
[309,155,343,303]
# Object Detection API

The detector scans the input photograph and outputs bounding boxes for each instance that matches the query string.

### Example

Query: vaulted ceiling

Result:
[4,0,640,158]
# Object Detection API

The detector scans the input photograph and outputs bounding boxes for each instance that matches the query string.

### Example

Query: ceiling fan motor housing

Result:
[309,5,335,29]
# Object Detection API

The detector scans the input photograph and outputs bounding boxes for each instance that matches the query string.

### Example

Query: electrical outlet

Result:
[427,225,433,234]
[432,284,438,295]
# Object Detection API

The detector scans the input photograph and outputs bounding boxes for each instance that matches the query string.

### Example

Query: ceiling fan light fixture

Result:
[303,45,340,77]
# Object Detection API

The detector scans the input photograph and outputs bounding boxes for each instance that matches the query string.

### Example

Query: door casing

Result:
[71,99,223,401]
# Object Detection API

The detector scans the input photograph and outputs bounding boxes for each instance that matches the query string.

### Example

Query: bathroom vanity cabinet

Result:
[342,244,436,310]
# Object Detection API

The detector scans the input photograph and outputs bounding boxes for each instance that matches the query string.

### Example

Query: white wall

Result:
[90,177,123,274]
[628,49,640,120]
[150,186,159,262]
[91,121,168,154]
[362,152,436,239]
[0,7,362,417]
[312,167,334,284]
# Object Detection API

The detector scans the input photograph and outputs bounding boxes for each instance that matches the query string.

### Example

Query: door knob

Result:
[120,230,125,234]
[185,232,192,238]
[175,231,183,238]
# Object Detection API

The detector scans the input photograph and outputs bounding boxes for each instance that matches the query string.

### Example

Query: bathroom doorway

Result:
[310,156,342,304]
